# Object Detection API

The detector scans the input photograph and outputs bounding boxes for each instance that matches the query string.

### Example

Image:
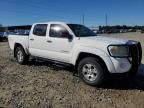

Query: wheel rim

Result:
[82,64,98,82]
[17,50,24,63]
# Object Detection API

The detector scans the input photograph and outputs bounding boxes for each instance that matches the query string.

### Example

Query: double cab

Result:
[8,22,142,86]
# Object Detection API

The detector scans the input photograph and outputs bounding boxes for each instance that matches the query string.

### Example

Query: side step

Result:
[30,56,78,76]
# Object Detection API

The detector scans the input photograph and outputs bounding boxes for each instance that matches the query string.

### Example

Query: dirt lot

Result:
[0,32,144,108]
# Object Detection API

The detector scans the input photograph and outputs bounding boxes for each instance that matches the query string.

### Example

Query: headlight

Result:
[108,45,129,57]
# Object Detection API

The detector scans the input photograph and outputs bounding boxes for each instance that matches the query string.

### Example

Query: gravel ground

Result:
[0,32,144,108]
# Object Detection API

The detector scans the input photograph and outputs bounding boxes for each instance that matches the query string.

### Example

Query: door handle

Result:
[47,40,52,43]
[30,38,34,41]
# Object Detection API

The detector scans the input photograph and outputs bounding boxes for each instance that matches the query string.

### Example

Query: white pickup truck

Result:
[8,22,142,86]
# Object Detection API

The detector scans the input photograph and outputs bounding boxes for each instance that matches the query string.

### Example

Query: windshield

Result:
[68,24,96,37]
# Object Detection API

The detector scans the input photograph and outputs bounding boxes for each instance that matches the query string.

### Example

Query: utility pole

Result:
[105,14,108,26]
[82,14,85,25]
[105,14,108,33]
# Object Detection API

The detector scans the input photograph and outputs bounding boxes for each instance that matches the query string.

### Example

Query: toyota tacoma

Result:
[8,22,142,86]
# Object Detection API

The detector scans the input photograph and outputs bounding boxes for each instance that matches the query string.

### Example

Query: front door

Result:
[46,24,74,63]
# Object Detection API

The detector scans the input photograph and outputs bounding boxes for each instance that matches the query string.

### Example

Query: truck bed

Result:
[8,35,29,51]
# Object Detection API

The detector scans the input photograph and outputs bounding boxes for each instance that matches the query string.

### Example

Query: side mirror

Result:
[68,34,73,40]
[62,32,73,40]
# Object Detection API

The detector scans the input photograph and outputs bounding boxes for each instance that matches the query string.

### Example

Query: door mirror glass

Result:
[61,32,73,39]
[68,34,73,40]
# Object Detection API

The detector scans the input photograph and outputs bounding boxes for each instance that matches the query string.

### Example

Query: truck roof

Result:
[33,21,69,25]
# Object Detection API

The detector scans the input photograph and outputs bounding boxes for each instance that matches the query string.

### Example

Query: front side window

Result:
[33,24,47,36]
[49,24,70,38]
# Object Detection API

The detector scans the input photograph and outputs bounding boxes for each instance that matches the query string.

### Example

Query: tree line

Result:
[99,25,144,31]
[0,24,5,32]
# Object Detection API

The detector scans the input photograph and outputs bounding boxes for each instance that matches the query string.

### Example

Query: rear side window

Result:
[49,24,70,38]
[33,24,47,36]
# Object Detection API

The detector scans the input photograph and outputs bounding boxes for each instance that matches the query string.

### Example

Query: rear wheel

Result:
[15,47,29,64]
[78,57,105,86]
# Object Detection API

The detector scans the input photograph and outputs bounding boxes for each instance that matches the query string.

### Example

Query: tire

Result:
[15,47,29,65]
[78,57,105,86]
[127,68,138,78]
[0,38,3,42]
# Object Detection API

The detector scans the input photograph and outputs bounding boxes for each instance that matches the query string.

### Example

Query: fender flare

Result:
[14,42,29,56]
[71,46,115,73]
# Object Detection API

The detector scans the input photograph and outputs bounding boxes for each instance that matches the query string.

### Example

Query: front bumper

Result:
[109,41,142,73]
[110,57,132,73]
[0,37,3,41]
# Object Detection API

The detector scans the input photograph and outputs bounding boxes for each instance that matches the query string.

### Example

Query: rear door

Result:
[29,24,49,58]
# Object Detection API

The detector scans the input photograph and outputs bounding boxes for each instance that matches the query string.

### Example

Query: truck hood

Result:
[80,36,129,44]
[78,36,129,50]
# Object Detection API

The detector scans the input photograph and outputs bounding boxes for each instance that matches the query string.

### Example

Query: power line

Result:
[1,0,108,26]
[2,0,104,21]
[1,0,83,23]
[0,9,72,26]
[2,0,80,16]
[0,7,77,21]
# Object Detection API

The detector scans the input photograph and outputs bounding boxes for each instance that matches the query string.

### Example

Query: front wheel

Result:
[15,47,29,65]
[78,57,105,86]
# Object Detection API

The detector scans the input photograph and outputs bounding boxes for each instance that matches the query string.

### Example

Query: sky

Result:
[0,0,144,27]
